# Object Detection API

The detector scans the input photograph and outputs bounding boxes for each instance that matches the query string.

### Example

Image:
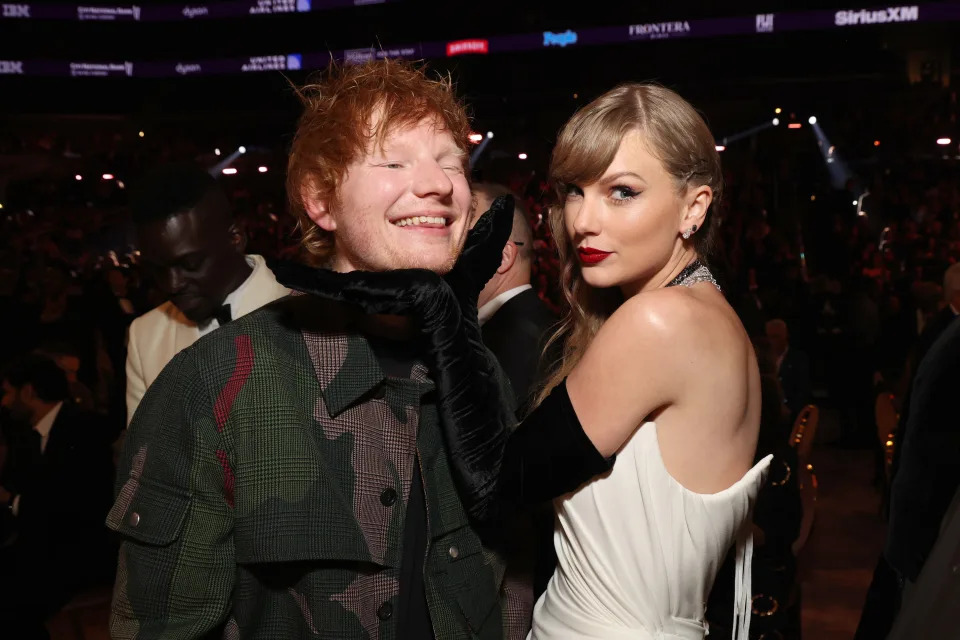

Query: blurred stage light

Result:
[486,131,494,139]
[788,123,802,129]
[0,203,3,209]
[775,107,782,114]
[874,140,881,147]
[258,166,268,173]
[117,181,125,189]
[75,174,82,181]
[810,195,816,201]
[573,93,579,99]
[518,153,528,160]
[772,118,780,126]
[102,173,114,180]
[138,131,144,138]
[715,145,726,152]
[222,168,238,175]
[808,116,817,125]
[215,148,221,156]
[468,133,483,143]
[937,137,952,145]
[852,200,858,205]
[238,146,247,154]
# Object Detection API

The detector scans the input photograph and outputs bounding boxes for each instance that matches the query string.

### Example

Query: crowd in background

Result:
[0,79,958,638]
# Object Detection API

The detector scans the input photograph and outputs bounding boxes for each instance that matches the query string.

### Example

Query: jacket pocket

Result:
[106,478,191,546]
[437,525,505,635]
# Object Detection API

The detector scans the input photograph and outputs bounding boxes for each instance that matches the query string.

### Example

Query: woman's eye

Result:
[611,186,639,200]
[565,183,583,198]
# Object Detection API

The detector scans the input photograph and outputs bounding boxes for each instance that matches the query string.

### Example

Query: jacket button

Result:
[377,602,393,620]
[448,545,459,559]
[380,488,397,507]
[129,512,140,527]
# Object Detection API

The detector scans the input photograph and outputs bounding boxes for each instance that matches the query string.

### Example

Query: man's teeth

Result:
[394,216,447,227]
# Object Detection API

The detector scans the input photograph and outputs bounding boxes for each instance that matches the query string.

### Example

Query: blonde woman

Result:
[282,83,771,640]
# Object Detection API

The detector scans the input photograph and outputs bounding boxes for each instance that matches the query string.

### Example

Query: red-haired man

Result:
[108,60,531,640]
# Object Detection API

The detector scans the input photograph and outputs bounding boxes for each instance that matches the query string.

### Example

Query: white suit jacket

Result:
[125,254,289,424]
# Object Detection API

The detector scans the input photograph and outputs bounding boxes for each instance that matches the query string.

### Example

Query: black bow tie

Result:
[214,304,232,326]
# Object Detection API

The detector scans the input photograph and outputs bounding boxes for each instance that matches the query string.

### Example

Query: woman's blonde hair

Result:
[535,83,723,406]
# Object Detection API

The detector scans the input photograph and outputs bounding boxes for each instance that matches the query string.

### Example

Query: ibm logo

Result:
[0,60,24,74]
[1,3,29,17]
[755,13,774,33]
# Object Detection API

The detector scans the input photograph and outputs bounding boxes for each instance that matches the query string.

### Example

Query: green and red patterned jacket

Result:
[107,294,532,639]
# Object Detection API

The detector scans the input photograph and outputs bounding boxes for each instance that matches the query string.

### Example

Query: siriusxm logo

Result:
[182,5,208,18]
[1,3,29,17]
[755,13,774,33]
[0,60,24,74]
[835,5,918,26]
[543,30,577,47]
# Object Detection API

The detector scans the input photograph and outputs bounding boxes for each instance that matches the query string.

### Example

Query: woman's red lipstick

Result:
[577,247,612,264]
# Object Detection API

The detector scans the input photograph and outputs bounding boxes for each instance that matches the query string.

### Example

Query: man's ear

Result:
[302,183,337,232]
[227,221,248,254]
[497,241,518,275]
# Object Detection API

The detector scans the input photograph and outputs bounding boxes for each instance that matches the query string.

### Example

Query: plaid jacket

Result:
[107,294,532,639]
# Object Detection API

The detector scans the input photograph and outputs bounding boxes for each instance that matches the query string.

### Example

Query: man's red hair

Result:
[287,58,473,264]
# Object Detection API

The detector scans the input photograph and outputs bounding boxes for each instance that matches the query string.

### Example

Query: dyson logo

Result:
[175,63,201,75]
[835,5,919,26]
[543,30,577,47]
[182,5,208,18]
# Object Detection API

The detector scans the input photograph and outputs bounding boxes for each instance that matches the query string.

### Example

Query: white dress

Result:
[529,422,773,640]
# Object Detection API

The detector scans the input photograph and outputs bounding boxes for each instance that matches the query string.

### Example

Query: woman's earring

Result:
[682,224,698,240]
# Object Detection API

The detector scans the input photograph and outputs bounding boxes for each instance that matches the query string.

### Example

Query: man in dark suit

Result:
[0,354,115,638]
[473,183,558,416]
[765,319,811,421]
[858,306,960,639]
[473,183,559,602]
[886,315,960,595]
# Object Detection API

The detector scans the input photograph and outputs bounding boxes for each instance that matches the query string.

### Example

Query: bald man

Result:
[472,183,557,415]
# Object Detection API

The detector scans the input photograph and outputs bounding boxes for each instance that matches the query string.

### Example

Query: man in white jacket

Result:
[124,164,289,424]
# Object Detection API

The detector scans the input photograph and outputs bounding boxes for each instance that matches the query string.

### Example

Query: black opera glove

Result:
[273,197,515,512]
[273,195,613,522]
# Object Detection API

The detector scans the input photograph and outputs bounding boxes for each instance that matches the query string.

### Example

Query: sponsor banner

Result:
[542,29,577,47]
[4,0,389,20]
[76,4,141,20]
[835,5,919,26]
[0,59,25,74]
[755,13,775,32]
[68,60,134,76]
[627,20,692,40]
[446,39,489,56]
[5,3,959,77]
[175,62,202,75]
[240,53,301,72]
[1,3,30,17]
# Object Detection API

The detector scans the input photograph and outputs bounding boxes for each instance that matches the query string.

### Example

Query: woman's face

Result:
[562,130,709,295]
